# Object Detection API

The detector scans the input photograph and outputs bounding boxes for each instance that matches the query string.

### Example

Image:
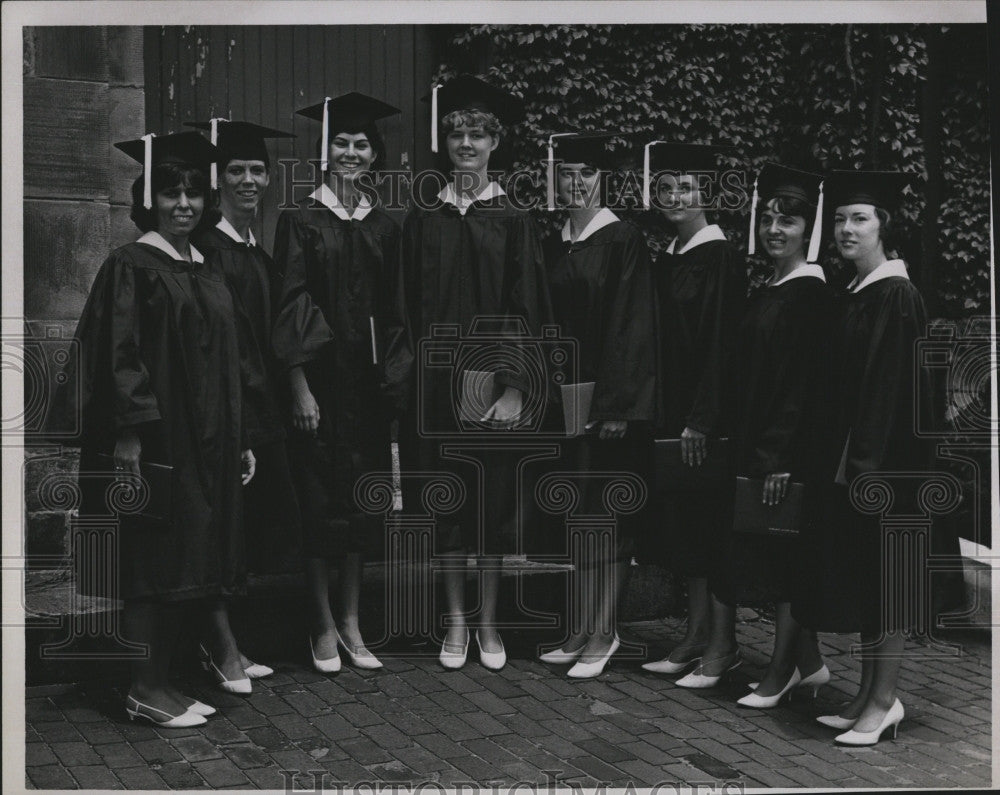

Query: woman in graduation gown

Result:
[69,132,254,727]
[272,93,411,673]
[640,143,747,680]
[693,164,833,701]
[188,119,298,692]
[400,75,551,671]
[794,171,948,745]
[536,133,657,678]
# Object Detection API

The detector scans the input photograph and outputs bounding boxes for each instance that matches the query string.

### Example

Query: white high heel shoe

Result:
[749,663,830,697]
[675,650,742,689]
[641,655,702,675]
[476,630,507,671]
[337,637,383,670]
[309,636,342,674]
[835,699,904,746]
[816,714,858,730]
[125,695,207,728]
[538,645,584,665]
[439,630,470,670]
[243,660,274,679]
[199,644,252,695]
[567,636,620,679]
[737,668,801,709]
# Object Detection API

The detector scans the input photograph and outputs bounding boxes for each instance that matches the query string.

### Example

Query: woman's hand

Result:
[113,429,142,475]
[680,426,707,467]
[241,449,256,485]
[483,386,522,428]
[585,419,628,440]
[762,472,790,505]
[290,367,320,434]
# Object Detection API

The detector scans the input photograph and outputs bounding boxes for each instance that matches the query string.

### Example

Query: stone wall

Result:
[23,27,144,566]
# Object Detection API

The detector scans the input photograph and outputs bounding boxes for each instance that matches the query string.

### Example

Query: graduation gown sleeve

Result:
[271,209,336,370]
[845,279,928,481]
[686,244,745,435]
[590,227,657,422]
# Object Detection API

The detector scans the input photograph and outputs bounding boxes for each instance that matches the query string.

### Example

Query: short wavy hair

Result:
[440,109,501,138]
[314,122,387,176]
[129,163,212,233]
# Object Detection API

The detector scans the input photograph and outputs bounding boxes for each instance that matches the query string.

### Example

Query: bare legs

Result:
[698,591,738,675]
[125,600,188,714]
[307,553,370,658]
[837,631,905,730]
[577,559,627,662]
[441,551,502,653]
[666,576,711,663]
[754,602,824,696]
[202,598,245,681]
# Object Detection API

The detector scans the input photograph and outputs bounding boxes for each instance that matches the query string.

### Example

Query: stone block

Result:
[24,200,110,321]
[107,27,144,87]
[26,512,69,564]
[110,204,141,251]
[31,27,108,82]
[24,449,79,514]
[24,78,109,201]
[109,87,145,205]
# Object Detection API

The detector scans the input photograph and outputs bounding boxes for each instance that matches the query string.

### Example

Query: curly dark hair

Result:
[129,163,213,233]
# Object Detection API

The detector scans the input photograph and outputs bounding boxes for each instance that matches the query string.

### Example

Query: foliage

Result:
[437,24,990,317]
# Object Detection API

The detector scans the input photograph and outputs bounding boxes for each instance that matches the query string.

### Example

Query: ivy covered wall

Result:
[435,24,990,317]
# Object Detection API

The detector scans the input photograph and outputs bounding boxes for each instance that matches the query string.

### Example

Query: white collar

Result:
[216,216,256,246]
[770,263,826,287]
[847,259,909,293]
[438,180,505,216]
[561,208,620,243]
[137,231,204,264]
[310,184,373,221]
[666,223,727,255]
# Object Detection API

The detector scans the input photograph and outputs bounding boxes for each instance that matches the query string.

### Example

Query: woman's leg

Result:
[202,598,245,681]
[838,635,877,720]
[125,599,188,714]
[579,559,627,659]
[852,632,905,731]
[669,577,711,661]
[697,590,737,675]
[306,556,339,659]
[476,554,502,652]
[755,602,801,696]
[441,550,469,649]
[795,627,825,678]
[336,553,366,650]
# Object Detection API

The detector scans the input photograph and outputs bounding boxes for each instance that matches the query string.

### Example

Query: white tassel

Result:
[547,136,556,211]
[807,180,825,263]
[431,85,440,153]
[747,175,760,256]
[142,133,155,209]
[643,140,666,210]
[320,97,331,171]
[209,118,220,189]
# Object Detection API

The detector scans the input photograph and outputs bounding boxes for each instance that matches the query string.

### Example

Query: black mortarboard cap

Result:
[295,92,400,172]
[423,74,525,152]
[825,170,912,213]
[748,162,826,259]
[184,120,294,164]
[114,131,219,209]
[642,140,733,208]
[545,132,623,211]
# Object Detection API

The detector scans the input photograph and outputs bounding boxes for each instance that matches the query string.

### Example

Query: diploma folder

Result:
[731,476,805,537]
[560,382,595,437]
[653,437,730,492]
[95,454,173,522]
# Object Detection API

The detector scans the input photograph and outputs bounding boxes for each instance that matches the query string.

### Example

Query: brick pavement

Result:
[23,617,992,790]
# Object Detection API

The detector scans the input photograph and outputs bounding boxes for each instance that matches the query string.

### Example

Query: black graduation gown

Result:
[400,192,552,554]
[648,230,746,575]
[539,220,658,559]
[70,242,245,601]
[271,202,411,558]
[194,224,301,573]
[794,274,956,633]
[711,274,834,605]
